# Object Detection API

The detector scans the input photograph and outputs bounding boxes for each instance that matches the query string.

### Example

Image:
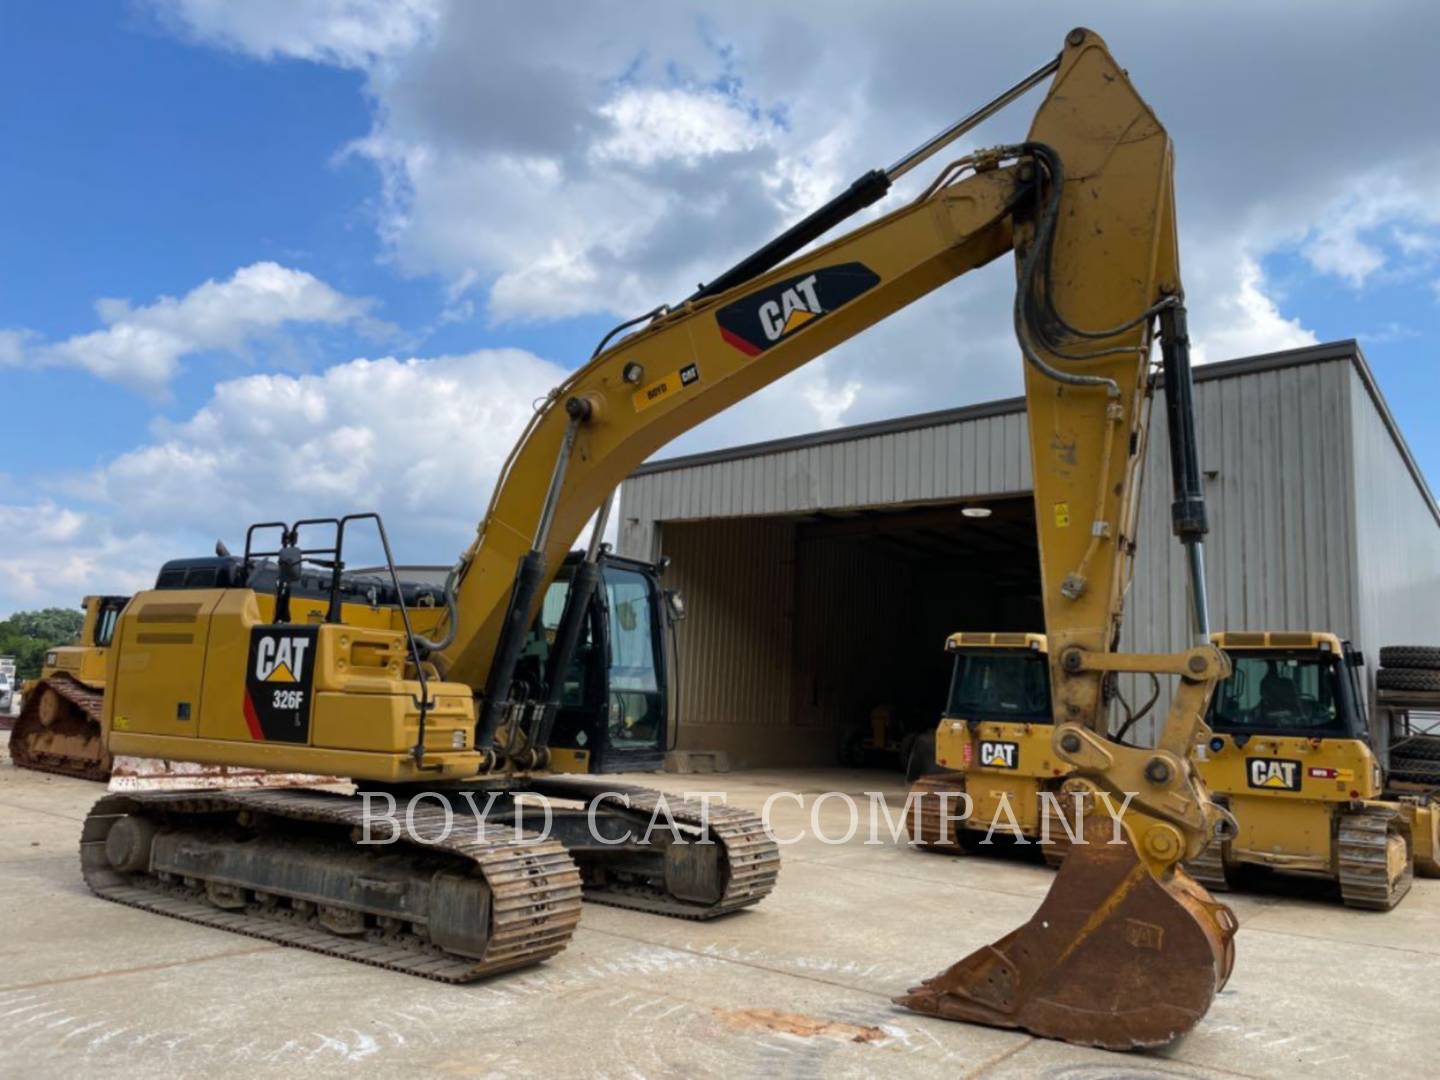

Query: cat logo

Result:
[979,740,1019,769]
[254,634,311,684]
[244,625,319,743]
[632,362,701,413]
[758,274,823,341]
[1247,757,1302,791]
[716,262,881,356]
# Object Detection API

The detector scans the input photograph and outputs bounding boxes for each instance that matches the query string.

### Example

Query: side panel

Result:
[108,590,224,739]
[1195,734,1381,801]
[197,589,264,741]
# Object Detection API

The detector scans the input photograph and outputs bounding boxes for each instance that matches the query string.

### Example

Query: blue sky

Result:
[2,1,1438,614]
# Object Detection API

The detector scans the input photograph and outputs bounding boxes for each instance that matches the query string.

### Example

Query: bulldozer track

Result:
[905,774,965,850]
[1337,807,1412,911]
[81,788,583,982]
[9,674,110,781]
[1038,791,1081,869]
[1183,839,1229,892]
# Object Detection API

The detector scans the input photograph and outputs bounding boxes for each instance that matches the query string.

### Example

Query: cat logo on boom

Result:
[715,262,881,357]
[1246,757,1301,791]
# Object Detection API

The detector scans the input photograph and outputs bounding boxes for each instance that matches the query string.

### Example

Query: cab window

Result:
[534,574,591,708]
[95,606,121,647]
[1209,652,1345,735]
[603,567,661,749]
[946,649,1051,722]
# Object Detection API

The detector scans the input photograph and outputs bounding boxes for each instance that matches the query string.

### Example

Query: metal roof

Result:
[630,339,1439,528]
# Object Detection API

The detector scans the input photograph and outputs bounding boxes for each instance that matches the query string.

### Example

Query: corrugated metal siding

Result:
[1119,360,1359,744]
[1348,365,1440,717]
[618,409,1032,555]
[660,519,795,739]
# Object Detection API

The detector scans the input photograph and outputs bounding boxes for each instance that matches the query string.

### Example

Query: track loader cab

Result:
[1188,631,1440,909]
[909,634,1077,861]
[42,594,127,688]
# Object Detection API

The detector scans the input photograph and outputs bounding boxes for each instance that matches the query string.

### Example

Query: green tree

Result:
[0,607,86,681]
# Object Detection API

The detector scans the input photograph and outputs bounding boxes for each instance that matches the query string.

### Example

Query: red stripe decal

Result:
[719,326,763,357]
[242,690,265,741]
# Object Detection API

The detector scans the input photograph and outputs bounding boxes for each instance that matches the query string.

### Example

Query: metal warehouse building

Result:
[616,340,1440,768]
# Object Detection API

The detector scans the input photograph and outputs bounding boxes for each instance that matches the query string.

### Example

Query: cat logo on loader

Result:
[1246,757,1301,791]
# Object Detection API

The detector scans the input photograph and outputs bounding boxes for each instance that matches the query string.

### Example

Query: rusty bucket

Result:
[896,813,1237,1050]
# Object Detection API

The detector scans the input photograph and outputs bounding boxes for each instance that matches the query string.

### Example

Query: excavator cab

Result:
[526,553,676,773]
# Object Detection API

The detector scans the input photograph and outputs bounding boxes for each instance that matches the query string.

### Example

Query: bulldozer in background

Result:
[908,629,1440,909]
[9,594,128,780]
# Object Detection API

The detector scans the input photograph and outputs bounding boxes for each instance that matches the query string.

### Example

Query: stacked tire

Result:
[1377,646,1440,694]
[1379,646,1440,785]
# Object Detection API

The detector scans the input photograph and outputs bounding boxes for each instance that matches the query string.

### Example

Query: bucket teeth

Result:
[896,814,1237,1051]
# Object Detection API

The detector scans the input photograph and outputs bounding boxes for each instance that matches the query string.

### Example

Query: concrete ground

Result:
[2,736,1437,1079]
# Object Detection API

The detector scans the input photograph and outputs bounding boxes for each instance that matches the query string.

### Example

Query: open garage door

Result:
[657,496,1040,769]
[791,497,1041,768]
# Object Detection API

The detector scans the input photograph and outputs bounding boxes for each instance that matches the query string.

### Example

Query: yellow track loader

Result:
[80,29,1238,1049]
[10,594,127,780]
[1188,631,1440,909]
[906,633,1081,865]
[908,629,1440,910]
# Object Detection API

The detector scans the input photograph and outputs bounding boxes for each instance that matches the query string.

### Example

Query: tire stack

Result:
[1378,646,1440,785]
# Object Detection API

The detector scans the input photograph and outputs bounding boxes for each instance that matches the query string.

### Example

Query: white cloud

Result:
[0,501,163,611]
[2,349,561,613]
[591,88,775,168]
[2,262,381,393]
[149,0,441,68]
[92,349,565,537]
[1189,257,1317,365]
[1298,175,1440,288]
[102,4,1440,453]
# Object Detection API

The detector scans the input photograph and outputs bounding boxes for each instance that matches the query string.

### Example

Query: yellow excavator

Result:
[80,29,1237,1049]
[10,594,128,780]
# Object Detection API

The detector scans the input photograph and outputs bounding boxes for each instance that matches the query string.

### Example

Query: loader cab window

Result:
[93,598,126,648]
[1209,650,1363,738]
[945,648,1052,723]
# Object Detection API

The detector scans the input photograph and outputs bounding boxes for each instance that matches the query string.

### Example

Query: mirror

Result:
[663,589,687,624]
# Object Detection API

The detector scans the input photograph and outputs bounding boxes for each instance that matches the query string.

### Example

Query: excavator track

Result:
[9,674,110,781]
[81,788,583,981]
[522,778,781,918]
[1337,807,1412,911]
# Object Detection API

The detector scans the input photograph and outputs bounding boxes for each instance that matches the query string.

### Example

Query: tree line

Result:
[0,608,86,680]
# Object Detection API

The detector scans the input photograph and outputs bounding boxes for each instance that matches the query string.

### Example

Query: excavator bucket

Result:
[896,814,1237,1050]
